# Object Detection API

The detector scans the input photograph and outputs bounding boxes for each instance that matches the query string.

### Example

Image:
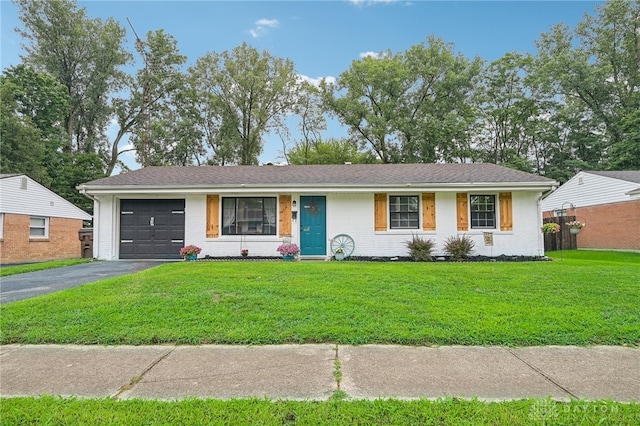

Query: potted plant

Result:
[541,222,560,234]
[180,244,201,261]
[277,242,300,261]
[566,220,585,235]
[334,247,345,261]
[241,248,249,257]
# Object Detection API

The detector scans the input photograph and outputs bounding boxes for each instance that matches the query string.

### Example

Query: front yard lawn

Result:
[1,251,638,346]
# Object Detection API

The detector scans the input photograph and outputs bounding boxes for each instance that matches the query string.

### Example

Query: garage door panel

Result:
[120,231,135,241]
[170,229,184,239]
[153,213,170,225]
[154,229,170,240]
[120,199,185,259]
[120,243,134,257]
[135,243,153,257]
[120,215,135,226]
[136,216,152,226]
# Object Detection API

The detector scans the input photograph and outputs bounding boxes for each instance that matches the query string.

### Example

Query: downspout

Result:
[538,185,557,257]
[80,188,100,260]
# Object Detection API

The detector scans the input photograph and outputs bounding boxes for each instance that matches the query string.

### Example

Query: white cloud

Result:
[298,74,337,87]
[256,18,279,27]
[359,51,387,59]
[250,18,280,38]
[348,0,399,6]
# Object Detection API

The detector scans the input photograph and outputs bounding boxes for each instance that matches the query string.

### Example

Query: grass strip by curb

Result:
[1,396,638,425]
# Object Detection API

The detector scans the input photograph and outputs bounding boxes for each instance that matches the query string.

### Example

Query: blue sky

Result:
[1,0,602,167]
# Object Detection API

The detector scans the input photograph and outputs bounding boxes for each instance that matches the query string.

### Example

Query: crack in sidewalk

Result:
[333,344,342,391]
[111,346,176,400]
[504,347,579,400]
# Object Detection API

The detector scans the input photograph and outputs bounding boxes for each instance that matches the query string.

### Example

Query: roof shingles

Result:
[585,170,640,185]
[80,164,555,188]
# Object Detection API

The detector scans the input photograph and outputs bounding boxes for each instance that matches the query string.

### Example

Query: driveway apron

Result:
[0,261,166,304]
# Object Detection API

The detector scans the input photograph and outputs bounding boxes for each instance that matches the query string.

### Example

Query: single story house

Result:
[541,170,640,251]
[0,174,92,263]
[77,163,557,260]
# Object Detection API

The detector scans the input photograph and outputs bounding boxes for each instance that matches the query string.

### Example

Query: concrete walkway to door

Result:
[0,260,166,304]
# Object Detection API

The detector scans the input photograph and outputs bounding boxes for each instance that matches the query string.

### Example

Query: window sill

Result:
[29,238,50,242]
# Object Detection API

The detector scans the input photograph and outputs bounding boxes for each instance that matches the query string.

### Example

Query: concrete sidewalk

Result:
[1,345,638,402]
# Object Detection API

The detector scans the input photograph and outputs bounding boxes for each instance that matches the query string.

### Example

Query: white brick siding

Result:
[92,190,545,259]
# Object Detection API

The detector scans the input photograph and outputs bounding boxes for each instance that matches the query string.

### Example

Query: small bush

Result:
[443,234,475,261]
[405,235,435,262]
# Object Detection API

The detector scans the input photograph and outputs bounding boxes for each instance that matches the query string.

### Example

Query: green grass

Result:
[1,397,638,425]
[1,252,639,346]
[0,258,91,277]
[547,249,640,263]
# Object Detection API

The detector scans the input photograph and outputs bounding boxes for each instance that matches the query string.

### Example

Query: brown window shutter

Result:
[499,192,513,231]
[374,193,387,231]
[422,193,436,231]
[456,193,468,231]
[206,194,219,238]
[279,195,292,237]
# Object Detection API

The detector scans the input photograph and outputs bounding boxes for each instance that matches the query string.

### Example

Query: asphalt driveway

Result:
[0,261,166,304]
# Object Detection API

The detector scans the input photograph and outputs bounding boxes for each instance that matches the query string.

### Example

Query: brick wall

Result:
[0,213,84,263]
[545,200,639,251]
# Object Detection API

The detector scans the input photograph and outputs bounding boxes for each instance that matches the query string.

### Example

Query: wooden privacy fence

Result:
[543,216,577,252]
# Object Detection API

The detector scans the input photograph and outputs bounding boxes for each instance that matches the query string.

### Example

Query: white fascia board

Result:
[81,181,556,195]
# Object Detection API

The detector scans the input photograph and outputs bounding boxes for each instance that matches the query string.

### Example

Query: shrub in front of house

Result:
[405,235,436,262]
[443,235,475,261]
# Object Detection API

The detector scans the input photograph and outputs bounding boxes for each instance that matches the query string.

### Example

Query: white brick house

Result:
[77,164,557,260]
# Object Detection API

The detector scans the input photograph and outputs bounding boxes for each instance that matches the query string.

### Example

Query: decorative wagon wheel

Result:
[330,234,355,257]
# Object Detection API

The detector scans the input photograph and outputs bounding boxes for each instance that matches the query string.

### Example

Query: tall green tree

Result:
[323,37,482,163]
[287,138,378,165]
[475,53,538,172]
[282,80,328,164]
[0,69,52,185]
[189,43,300,165]
[0,65,98,211]
[533,0,640,171]
[112,29,196,171]
[15,0,130,157]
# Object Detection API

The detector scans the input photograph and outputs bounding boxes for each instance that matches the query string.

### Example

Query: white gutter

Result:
[538,185,558,256]
[79,188,100,260]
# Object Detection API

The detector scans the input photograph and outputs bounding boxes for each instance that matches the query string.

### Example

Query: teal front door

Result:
[300,196,326,256]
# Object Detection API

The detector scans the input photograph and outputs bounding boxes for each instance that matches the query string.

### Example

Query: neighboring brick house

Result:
[541,171,640,251]
[77,164,556,260]
[0,174,92,264]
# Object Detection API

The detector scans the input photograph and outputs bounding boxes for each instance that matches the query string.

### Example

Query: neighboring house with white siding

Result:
[78,164,556,260]
[0,174,92,263]
[541,171,640,251]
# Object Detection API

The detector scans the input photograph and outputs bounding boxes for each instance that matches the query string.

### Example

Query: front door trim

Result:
[299,195,327,256]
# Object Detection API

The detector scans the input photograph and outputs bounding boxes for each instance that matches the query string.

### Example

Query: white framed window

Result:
[389,195,419,229]
[470,195,496,229]
[30,216,49,238]
[0,213,4,239]
[222,197,277,235]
